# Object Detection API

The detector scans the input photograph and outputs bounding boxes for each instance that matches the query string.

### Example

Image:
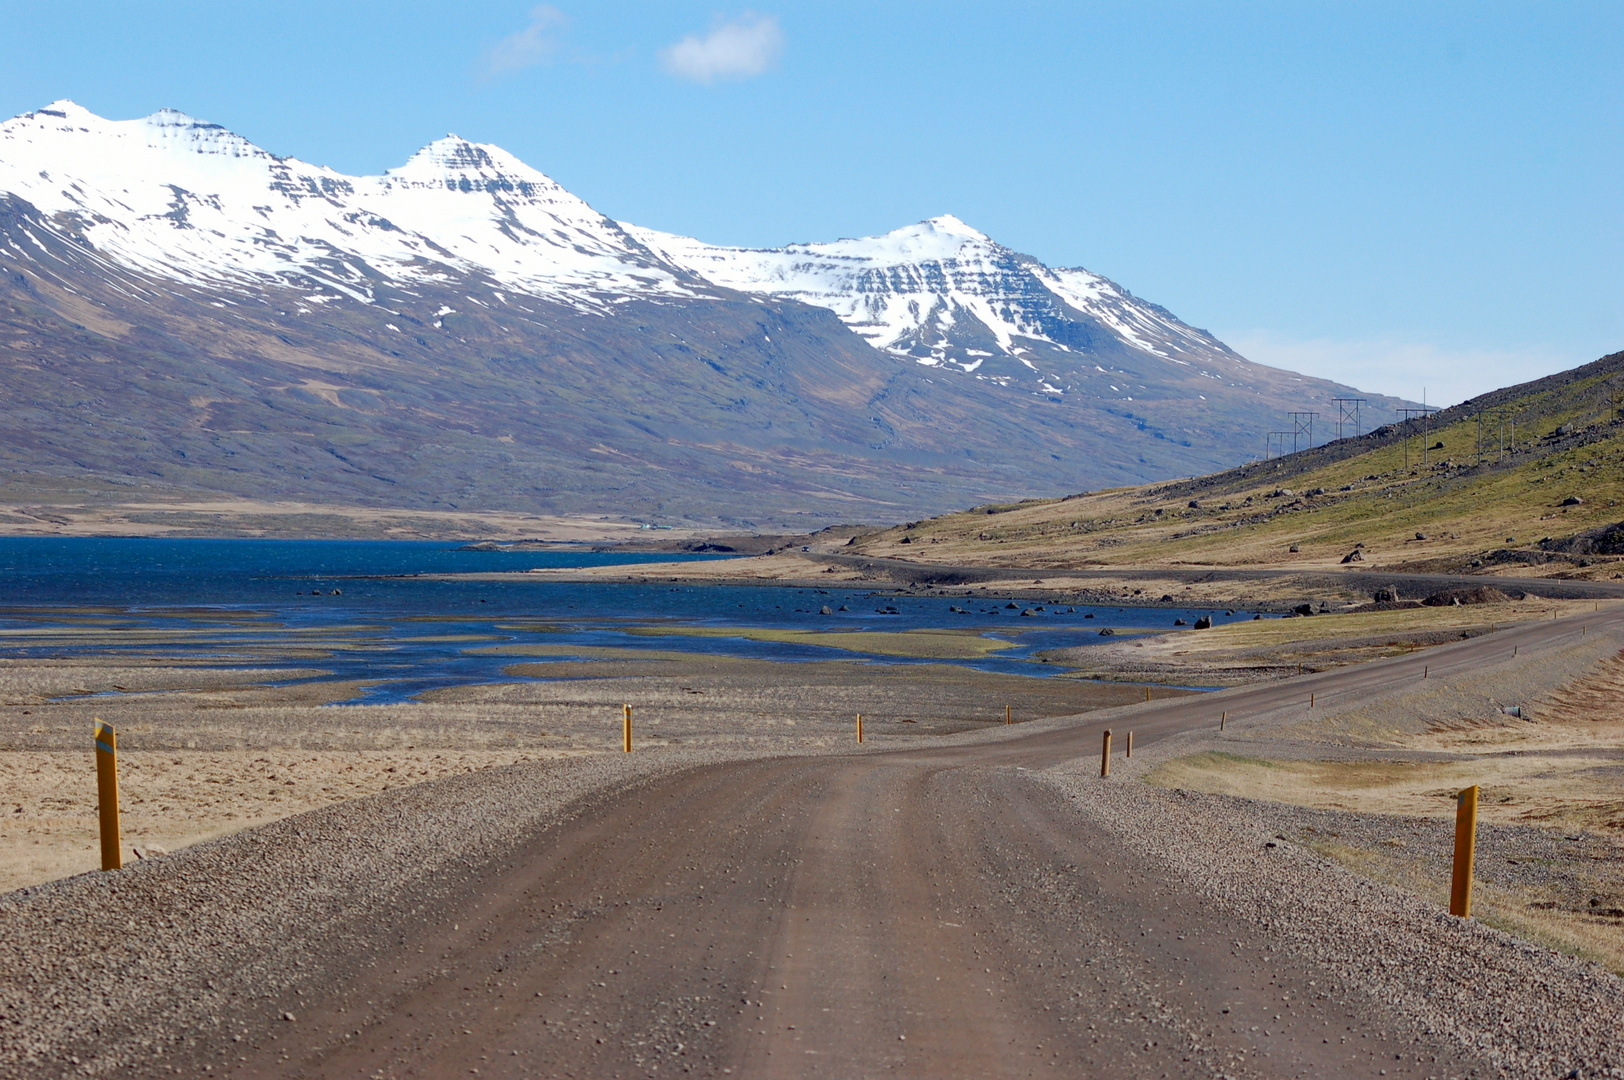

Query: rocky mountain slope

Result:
[0,102,1410,530]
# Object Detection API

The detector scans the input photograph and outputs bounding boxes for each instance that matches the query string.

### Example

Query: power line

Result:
[1287,411,1319,454]
[1331,397,1366,441]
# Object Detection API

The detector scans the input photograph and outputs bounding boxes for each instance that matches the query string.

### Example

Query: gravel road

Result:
[4,610,1624,1078]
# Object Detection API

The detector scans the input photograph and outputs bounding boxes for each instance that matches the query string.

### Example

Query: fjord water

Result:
[0,539,1245,703]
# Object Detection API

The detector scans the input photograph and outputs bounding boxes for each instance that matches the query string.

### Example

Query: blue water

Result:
[0,539,1257,703]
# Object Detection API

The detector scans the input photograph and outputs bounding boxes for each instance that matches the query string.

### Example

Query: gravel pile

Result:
[1048,747,1624,1077]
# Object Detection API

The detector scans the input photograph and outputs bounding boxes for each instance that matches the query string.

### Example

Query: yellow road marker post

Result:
[1310,692,1315,708]
[1424,665,1428,679]
[1005,704,1011,726]
[1100,729,1112,778]
[94,719,121,871]
[856,713,864,743]
[1450,785,1479,917]
[1143,687,1150,702]
[1126,731,1133,758]
[1220,711,1225,731]
[622,703,632,752]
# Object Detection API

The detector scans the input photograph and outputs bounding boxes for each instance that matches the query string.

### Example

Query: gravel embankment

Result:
[1047,740,1624,1078]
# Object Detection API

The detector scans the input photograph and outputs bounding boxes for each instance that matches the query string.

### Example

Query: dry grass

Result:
[1046,597,1603,686]
[0,747,576,894]
[1146,642,1624,973]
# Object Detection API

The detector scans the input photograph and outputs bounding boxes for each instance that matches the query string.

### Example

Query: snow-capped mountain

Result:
[6,100,1240,398]
[0,101,1411,528]
[628,215,1246,398]
[0,100,694,307]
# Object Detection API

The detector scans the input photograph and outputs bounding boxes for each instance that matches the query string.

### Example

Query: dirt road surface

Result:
[158,611,1621,1080]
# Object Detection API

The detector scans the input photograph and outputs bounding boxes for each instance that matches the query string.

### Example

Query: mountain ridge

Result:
[0,101,1413,531]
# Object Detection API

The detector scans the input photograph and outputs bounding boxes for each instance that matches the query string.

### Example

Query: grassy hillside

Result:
[851,350,1624,581]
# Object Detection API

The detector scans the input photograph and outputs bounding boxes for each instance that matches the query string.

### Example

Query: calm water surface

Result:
[0,539,1258,703]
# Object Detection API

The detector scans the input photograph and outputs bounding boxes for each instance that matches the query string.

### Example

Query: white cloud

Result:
[482,5,569,77]
[1223,330,1576,408]
[660,13,783,83]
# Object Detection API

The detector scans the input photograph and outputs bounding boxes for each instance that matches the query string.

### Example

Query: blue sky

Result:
[3,1,1619,406]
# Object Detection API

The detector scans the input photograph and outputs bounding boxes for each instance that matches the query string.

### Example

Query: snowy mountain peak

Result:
[390,134,556,190]
[0,101,689,307]
[792,214,995,264]
[8,101,272,163]
[630,215,1239,389]
[31,98,96,120]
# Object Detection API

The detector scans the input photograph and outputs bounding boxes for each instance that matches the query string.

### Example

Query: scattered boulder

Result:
[1005,602,1018,609]
[1372,586,1400,603]
[898,535,912,544]
[1288,544,1300,553]
[1539,521,1624,555]
[1340,549,1364,563]
[1173,618,1188,626]
[837,604,849,611]
[1020,608,1038,617]
[1083,612,1095,619]
[1305,487,1326,496]
[1160,594,1174,602]
[1415,532,1429,541]
[1561,496,1585,506]
[1423,586,1512,607]
[1188,500,1201,509]
[1293,603,1315,616]
[1098,627,1116,636]
[1193,615,1212,629]
[819,605,834,615]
